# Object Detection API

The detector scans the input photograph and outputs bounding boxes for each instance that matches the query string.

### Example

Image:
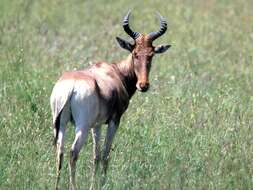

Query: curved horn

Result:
[123,10,140,40]
[148,12,167,41]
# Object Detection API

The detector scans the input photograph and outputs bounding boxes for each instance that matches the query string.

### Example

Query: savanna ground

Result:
[1,0,253,189]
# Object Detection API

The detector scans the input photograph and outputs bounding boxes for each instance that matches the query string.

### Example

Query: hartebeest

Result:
[50,10,171,189]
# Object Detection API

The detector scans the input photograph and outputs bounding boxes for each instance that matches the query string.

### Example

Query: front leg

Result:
[102,119,120,175]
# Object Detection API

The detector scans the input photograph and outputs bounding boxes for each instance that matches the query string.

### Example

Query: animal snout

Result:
[137,82,149,92]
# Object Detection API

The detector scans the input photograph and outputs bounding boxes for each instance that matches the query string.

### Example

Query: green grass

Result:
[1,0,253,189]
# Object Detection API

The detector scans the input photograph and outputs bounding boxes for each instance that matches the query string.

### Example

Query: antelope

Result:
[50,10,171,189]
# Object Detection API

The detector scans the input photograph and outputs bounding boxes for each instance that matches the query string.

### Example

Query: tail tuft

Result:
[53,111,62,147]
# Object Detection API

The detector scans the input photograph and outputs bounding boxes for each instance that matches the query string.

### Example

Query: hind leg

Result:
[69,127,89,190]
[92,126,101,176]
[55,126,65,189]
[69,85,100,189]
[90,126,101,190]
[55,105,71,189]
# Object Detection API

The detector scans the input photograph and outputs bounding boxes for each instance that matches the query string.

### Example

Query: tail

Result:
[53,110,62,147]
[50,79,75,147]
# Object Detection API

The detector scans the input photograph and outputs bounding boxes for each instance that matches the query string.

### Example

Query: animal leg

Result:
[69,83,100,189]
[102,119,119,175]
[92,126,101,176]
[55,103,71,190]
[55,126,65,189]
[90,126,101,190]
[69,128,89,190]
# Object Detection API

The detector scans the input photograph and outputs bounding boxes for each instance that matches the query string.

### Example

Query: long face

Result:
[116,11,171,92]
[132,35,154,92]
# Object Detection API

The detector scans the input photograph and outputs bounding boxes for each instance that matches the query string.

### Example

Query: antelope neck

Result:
[115,54,137,98]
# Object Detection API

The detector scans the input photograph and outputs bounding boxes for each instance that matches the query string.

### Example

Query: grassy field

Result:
[1,0,253,189]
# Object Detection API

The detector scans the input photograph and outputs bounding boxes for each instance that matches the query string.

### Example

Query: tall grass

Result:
[0,0,253,189]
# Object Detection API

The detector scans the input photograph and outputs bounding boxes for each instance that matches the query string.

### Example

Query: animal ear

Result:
[154,44,171,54]
[116,37,134,52]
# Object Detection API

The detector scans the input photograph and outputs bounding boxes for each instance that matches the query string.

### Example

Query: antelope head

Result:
[116,10,171,92]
